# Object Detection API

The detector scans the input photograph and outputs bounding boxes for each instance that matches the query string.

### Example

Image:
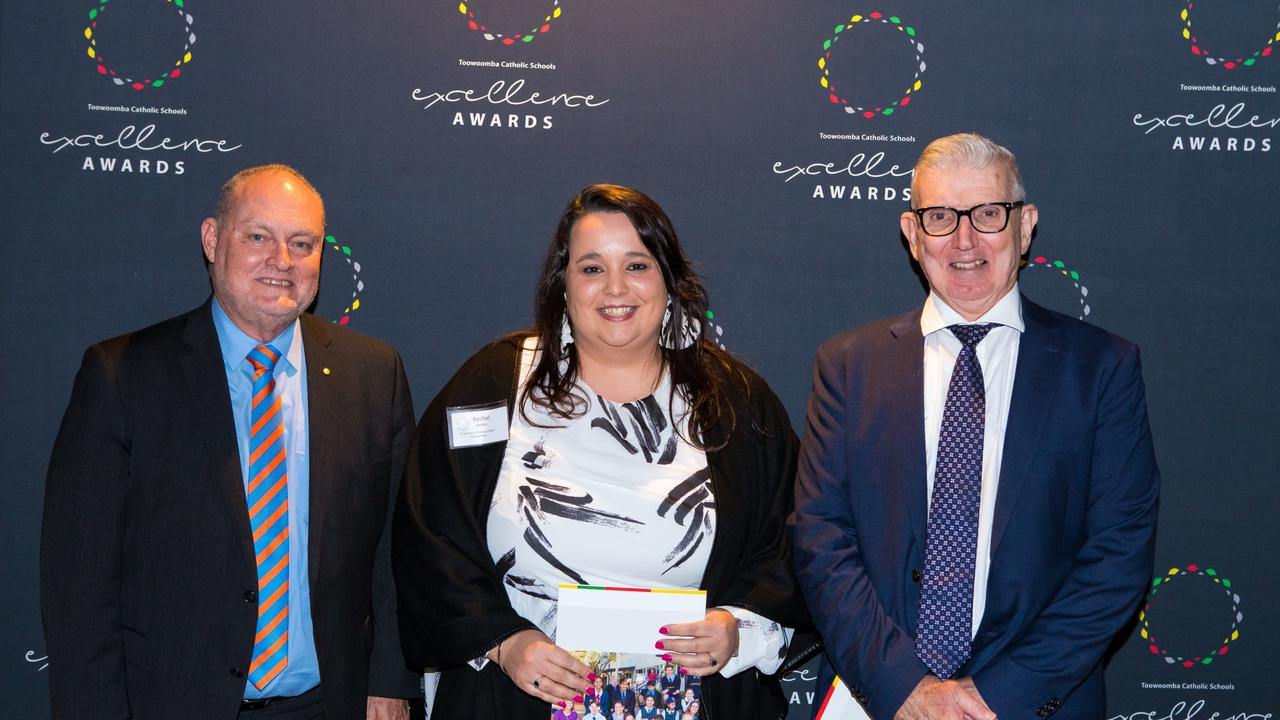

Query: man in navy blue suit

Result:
[790,133,1159,719]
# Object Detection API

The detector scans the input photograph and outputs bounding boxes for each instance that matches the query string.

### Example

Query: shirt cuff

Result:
[716,606,793,678]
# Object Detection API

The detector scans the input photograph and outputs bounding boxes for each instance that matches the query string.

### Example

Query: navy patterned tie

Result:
[916,323,996,679]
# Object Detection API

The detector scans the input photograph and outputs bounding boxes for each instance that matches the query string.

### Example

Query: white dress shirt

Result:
[920,286,1024,638]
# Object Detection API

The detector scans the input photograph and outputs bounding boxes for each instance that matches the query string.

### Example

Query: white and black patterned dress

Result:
[487,348,715,635]
[481,344,787,676]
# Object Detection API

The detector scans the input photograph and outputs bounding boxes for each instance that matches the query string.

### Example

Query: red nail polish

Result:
[659,626,669,634]
[558,701,566,708]
[574,695,584,703]
[661,653,672,662]
[586,688,595,697]
[588,671,597,681]
[655,640,664,650]
[679,667,687,675]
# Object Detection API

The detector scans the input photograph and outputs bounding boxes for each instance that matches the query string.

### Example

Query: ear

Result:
[200,217,219,263]
[900,211,922,262]
[1017,203,1038,255]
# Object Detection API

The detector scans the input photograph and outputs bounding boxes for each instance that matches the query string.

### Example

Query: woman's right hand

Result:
[490,629,594,707]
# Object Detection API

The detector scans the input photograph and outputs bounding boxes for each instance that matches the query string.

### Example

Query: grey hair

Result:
[213,164,324,228]
[910,133,1025,205]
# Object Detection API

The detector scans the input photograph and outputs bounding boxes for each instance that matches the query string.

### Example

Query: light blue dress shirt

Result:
[211,298,320,699]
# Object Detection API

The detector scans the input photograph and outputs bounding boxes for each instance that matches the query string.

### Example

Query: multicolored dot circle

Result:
[818,12,925,118]
[1180,2,1278,69]
[1139,565,1243,667]
[84,0,195,91]
[458,1,563,45]
[1021,256,1090,319]
[324,235,364,325]
[704,310,726,350]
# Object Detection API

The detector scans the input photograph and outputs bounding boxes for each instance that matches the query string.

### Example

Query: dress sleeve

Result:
[714,606,793,678]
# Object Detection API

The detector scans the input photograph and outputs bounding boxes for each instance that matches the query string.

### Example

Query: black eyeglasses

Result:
[910,201,1025,237]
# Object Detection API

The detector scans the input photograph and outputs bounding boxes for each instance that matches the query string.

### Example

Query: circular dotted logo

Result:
[1140,564,1244,667]
[322,234,364,325]
[818,11,925,118]
[84,0,196,90]
[1180,2,1278,69]
[1021,256,1090,319]
[458,0,564,45]
[703,310,726,350]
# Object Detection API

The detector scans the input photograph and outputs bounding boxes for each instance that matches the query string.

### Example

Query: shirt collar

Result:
[920,284,1025,338]
[210,296,301,376]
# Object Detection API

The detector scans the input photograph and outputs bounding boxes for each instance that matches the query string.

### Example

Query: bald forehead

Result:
[215,166,325,228]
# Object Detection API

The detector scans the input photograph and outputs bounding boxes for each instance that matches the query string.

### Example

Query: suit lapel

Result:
[301,315,339,588]
[179,300,255,563]
[989,298,1065,554]
[886,312,929,551]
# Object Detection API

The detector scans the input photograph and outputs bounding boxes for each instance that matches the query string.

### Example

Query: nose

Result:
[603,270,625,296]
[950,215,978,250]
[267,239,294,270]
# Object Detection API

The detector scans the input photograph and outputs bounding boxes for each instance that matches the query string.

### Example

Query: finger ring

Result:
[533,677,541,689]
[709,657,718,667]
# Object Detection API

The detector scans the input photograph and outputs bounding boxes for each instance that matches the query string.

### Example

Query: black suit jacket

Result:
[41,300,419,720]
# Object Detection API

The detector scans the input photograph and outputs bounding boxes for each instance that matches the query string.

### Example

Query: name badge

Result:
[446,400,509,449]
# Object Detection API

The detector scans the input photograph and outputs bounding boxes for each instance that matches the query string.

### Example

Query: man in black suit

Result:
[41,165,419,719]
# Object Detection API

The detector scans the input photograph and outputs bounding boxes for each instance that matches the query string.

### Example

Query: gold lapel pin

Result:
[322,367,332,375]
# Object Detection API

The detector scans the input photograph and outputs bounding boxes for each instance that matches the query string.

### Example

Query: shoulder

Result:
[1020,297,1139,362]
[77,305,205,376]
[426,333,527,411]
[817,308,918,357]
[449,334,525,389]
[704,351,776,410]
[300,312,403,366]
[709,352,794,443]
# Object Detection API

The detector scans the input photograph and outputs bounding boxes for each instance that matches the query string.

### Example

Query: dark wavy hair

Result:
[519,183,744,449]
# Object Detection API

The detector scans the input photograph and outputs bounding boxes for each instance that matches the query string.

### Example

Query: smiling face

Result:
[900,161,1037,321]
[564,211,668,364]
[201,168,325,341]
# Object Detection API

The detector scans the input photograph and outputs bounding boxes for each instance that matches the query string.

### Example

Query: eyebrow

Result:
[242,220,320,239]
[573,250,654,263]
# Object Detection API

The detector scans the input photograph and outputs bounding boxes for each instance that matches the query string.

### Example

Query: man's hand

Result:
[894,675,996,720]
[367,695,410,720]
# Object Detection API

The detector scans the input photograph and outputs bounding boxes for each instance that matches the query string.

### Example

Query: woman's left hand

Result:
[656,608,739,677]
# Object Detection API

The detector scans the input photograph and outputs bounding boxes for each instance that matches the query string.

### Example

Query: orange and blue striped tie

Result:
[246,344,289,689]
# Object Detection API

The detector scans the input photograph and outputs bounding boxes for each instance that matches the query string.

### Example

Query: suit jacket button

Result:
[231,668,244,678]
[911,568,922,582]
[244,590,257,603]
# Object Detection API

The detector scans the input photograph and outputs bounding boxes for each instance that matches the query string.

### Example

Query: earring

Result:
[660,302,701,350]
[559,312,574,355]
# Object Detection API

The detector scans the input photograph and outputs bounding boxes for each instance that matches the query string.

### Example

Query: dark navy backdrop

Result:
[3,1,1277,717]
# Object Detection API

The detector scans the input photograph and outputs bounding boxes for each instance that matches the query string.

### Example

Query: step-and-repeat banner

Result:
[2,1,1277,717]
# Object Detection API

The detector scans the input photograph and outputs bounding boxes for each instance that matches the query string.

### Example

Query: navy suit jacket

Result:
[790,297,1159,719]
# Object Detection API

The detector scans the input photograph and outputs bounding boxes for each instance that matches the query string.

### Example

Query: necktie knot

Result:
[247,344,283,375]
[949,323,996,350]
